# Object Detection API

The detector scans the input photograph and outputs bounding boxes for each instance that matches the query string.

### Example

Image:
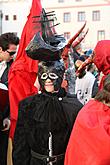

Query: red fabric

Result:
[8,0,42,138]
[93,40,110,75]
[65,99,110,165]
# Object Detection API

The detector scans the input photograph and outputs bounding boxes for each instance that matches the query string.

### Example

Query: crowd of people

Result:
[1,0,110,165]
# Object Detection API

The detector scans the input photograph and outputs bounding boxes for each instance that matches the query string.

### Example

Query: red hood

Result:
[93,40,110,75]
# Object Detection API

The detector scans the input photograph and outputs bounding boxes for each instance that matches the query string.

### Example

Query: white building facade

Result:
[42,0,110,49]
[0,0,32,37]
[0,0,110,49]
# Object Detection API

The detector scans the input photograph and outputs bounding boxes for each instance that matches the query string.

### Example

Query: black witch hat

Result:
[25,8,66,61]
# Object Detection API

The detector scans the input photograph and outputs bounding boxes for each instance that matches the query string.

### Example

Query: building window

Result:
[63,12,71,22]
[58,0,64,2]
[78,12,85,22]
[64,32,70,40]
[92,10,100,21]
[13,15,17,20]
[97,30,105,41]
[5,15,9,21]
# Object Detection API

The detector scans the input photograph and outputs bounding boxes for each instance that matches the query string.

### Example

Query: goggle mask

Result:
[41,72,58,80]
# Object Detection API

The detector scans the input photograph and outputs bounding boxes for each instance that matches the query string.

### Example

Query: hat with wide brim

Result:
[25,32,66,61]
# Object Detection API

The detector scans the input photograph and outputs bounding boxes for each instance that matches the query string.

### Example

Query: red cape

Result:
[8,0,42,138]
[65,99,110,165]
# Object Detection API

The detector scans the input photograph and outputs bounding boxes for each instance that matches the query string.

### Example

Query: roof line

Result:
[45,3,110,10]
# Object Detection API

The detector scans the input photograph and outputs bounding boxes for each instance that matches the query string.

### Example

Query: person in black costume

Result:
[0,32,19,165]
[13,60,83,165]
[12,29,83,165]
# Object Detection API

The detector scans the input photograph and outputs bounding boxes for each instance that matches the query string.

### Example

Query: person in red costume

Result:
[93,40,110,90]
[7,1,42,164]
[65,73,110,165]
[64,40,110,165]
[8,0,42,139]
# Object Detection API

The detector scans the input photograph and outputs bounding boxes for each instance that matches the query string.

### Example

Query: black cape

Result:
[13,88,83,165]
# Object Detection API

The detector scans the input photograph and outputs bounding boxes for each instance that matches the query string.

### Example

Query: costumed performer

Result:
[12,28,83,165]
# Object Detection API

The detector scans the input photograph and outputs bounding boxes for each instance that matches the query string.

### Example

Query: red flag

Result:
[8,0,42,138]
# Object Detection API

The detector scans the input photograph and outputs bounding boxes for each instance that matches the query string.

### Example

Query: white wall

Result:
[42,0,110,49]
[0,0,110,49]
[0,0,31,37]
